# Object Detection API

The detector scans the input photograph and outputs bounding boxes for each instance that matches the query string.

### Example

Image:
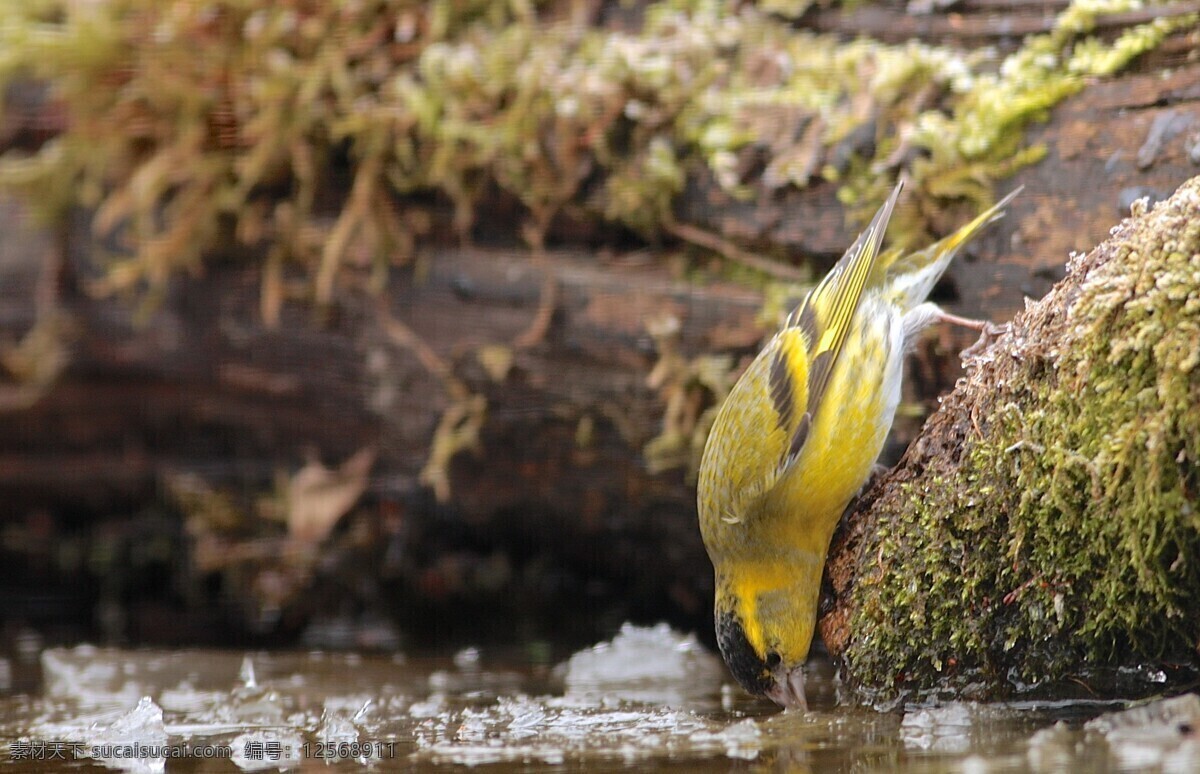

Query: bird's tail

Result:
[878,186,1023,313]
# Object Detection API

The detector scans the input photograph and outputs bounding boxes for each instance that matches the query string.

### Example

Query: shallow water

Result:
[0,624,1195,772]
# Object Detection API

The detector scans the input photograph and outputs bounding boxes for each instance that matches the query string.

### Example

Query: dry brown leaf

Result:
[286,446,376,545]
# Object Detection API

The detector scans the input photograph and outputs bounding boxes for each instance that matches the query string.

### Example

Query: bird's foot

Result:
[934,309,988,331]
[961,321,1011,360]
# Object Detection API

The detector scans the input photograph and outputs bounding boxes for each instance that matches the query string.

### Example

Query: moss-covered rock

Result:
[831,175,1200,701]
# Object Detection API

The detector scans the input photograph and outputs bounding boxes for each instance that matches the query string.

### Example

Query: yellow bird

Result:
[697,181,1019,709]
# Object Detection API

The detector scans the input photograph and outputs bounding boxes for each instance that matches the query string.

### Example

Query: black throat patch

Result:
[715,611,774,697]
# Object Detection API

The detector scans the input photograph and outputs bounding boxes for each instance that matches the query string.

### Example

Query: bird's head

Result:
[713,576,814,710]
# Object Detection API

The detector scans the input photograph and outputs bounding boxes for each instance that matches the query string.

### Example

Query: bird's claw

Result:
[961,321,1010,361]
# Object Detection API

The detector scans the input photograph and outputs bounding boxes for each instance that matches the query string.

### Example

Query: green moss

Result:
[843,177,1200,699]
[907,0,1196,214]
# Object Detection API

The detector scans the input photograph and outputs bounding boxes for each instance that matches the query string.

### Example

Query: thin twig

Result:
[378,299,468,398]
[514,246,560,350]
[665,219,808,282]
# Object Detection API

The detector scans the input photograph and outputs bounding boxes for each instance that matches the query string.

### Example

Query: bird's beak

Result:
[765,666,808,711]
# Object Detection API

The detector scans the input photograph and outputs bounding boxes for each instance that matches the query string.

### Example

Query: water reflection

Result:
[0,625,1195,772]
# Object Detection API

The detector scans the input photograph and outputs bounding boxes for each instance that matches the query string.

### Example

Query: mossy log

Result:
[819,175,1200,702]
[0,198,764,644]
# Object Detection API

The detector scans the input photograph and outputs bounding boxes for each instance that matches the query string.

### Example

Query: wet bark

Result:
[0,199,763,645]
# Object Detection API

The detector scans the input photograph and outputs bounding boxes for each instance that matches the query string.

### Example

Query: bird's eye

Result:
[765,652,781,668]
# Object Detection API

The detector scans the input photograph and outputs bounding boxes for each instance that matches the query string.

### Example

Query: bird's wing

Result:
[766,327,813,470]
[708,326,811,524]
[703,182,902,524]
[782,181,902,462]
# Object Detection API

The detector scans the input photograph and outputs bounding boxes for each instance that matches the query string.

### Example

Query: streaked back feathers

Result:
[784,182,903,449]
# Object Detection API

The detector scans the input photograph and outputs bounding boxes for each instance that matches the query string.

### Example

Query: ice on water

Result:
[7,626,1178,770]
[901,702,976,753]
[29,693,169,774]
[41,646,145,709]
[561,622,726,706]
[412,693,757,766]
[16,624,746,769]
[25,647,368,771]
[407,623,750,766]
[85,696,169,774]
